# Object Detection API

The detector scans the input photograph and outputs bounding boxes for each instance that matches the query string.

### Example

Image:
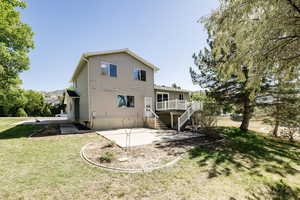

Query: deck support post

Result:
[170,112,174,128]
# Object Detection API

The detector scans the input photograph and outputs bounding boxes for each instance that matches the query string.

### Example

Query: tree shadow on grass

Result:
[245,180,300,200]
[189,127,300,179]
[0,124,43,139]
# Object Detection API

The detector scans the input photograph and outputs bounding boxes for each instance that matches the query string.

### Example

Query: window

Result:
[127,96,135,107]
[133,69,146,81]
[157,93,169,102]
[100,62,117,77]
[179,94,184,100]
[109,64,117,77]
[117,95,135,108]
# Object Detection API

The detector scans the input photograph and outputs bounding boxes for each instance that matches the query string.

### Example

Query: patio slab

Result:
[60,123,80,134]
[96,128,204,147]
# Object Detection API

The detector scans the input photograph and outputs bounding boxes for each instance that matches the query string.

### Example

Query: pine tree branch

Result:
[280,53,300,61]
[286,0,300,15]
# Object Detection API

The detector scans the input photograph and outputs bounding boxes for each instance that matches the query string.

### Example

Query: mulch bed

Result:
[83,134,224,170]
[30,123,91,137]
[74,123,90,130]
[30,125,60,137]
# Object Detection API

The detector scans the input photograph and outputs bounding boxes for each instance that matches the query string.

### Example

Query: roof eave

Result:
[70,54,87,82]
[70,49,159,82]
[154,86,190,93]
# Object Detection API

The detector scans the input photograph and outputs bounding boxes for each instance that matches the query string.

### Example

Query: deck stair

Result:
[178,101,202,131]
[155,120,169,130]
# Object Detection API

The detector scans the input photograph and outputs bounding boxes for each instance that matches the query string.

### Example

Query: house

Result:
[64,49,201,130]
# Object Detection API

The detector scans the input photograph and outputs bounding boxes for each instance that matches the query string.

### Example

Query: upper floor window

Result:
[100,62,117,77]
[179,94,184,100]
[133,69,146,81]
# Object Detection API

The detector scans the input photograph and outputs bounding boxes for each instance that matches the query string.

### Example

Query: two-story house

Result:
[65,49,201,130]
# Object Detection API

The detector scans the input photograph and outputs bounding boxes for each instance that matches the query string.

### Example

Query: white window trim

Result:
[179,93,184,100]
[134,68,146,81]
[100,61,117,77]
[156,92,169,102]
[117,95,135,108]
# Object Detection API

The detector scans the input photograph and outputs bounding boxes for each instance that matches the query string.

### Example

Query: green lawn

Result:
[0,118,299,200]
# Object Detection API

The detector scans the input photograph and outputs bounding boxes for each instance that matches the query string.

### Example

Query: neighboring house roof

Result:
[70,48,160,82]
[154,85,190,93]
[65,89,80,98]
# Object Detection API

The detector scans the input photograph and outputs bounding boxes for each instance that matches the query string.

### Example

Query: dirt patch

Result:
[30,123,91,137]
[83,135,223,170]
[74,123,90,130]
[31,125,60,137]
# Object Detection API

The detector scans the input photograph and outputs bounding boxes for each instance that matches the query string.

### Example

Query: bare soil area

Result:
[83,135,223,170]
[30,124,90,137]
[30,125,60,137]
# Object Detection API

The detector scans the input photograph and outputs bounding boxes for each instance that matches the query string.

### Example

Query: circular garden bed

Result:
[81,133,224,173]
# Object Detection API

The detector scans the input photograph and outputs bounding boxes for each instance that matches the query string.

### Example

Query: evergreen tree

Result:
[262,72,300,137]
[204,0,300,89]
[191,36,272,131]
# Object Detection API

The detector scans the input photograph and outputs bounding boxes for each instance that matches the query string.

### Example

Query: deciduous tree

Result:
[0,0,34,89]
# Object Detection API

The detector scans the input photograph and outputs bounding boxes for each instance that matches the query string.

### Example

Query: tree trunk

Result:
[273,120,279,137]
[240,96,253,132]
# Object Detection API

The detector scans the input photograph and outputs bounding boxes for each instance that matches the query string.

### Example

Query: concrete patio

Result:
[96,128,204,147]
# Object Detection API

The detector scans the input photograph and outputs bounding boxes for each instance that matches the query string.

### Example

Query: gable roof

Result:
[70,48,160,82]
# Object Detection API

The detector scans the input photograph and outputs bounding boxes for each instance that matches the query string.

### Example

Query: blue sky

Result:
[20,0,219,91]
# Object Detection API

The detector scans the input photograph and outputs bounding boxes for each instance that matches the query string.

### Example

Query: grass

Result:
[0,118,299,199]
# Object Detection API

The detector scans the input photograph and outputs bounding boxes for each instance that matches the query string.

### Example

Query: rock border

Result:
[80,136,226,173]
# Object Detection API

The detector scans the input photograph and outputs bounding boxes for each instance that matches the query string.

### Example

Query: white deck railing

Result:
[156,100,191,111]
[178,101,203,131]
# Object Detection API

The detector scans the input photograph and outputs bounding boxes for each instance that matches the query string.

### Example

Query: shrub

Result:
[42,106,52,116]
[99,152,114,163]
[194,103,219,128]
[16,108,28,117]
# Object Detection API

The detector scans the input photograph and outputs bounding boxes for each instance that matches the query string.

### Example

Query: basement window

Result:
[117,95,135,108]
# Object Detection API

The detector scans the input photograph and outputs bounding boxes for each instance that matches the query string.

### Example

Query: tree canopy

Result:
[204,0,300,90]
[192,0,300,131]
[0,0,34,89]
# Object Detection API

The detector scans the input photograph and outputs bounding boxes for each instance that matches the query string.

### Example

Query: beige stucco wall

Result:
[88,53,155,129]
[144,117,156,129]
[74,63,89,122]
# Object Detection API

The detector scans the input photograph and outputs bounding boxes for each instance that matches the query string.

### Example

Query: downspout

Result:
[82,56,93,128]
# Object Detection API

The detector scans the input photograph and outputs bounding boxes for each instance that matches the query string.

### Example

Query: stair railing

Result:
[177,101,202,131]
[146,107,159,129]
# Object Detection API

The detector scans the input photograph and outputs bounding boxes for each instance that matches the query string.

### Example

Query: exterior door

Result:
[144,97,153,117]
[74,98,80,121]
